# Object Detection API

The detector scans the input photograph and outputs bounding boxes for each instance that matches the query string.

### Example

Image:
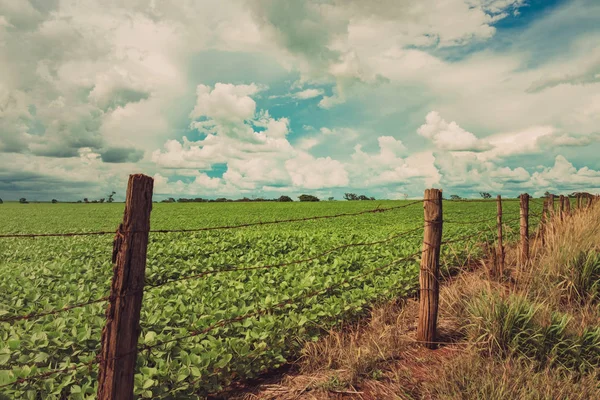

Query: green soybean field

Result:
[0,199,543,399]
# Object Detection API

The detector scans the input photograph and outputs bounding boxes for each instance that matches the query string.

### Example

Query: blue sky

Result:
[0,0,599,201]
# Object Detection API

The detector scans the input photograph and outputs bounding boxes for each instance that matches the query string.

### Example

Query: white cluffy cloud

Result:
[418,111,491,152]
[152,82,349,195]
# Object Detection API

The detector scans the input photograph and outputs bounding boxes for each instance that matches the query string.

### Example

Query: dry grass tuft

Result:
[300,299,418,382]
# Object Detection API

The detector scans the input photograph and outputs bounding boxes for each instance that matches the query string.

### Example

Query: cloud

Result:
[418,111,491,152]
[153,82,348,193]
[527,57,600,94]
[247,0,527,108]
[285,153,349,189]
[100,147,145,163]
[348,136,438,187]
[190,83,265,125]
[292,88,324,99]
[531,155,600,190]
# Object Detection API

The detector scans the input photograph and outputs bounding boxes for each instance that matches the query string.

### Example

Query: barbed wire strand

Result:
[145,224,427,290]
[0,297,109,324]
[147,200,425,234]
[0,201,424,239]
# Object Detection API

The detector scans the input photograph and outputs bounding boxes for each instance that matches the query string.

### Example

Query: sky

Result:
[0,0,599,201]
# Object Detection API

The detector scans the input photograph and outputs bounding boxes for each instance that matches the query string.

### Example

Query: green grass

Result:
[0,200,541,398]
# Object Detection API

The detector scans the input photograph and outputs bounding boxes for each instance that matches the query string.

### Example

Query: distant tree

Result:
[278,195,293,202]
[0,198,3,204]
[19,198,28,204]
[99,198,105,203]
[92,200,98,203]
[403,194,409,200]
[215,197,228,202]
[328,197,334,201]
[51,199,58,204]
[543,191,557,198]
[357,194,370,200]
[298,194,320,202]
[83,198,89,203]
[344,193,358,201]
[568,191,590,198]
[479,192,492,199]
[77,200,82,203]
[107,191,116,203]
[370,196,376,200]
[450,195,462,200]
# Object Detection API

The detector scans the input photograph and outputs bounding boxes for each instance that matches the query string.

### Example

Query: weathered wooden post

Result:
[98,174,154,400]
[417,189,443,349]
[577,194,582,210]
[559,195,565,221]
[520,193,529,265]
[540,197,548,246]
[495,195,504,278]
[565,196,571,216]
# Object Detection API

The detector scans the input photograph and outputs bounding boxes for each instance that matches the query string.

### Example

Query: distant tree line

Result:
[11,191,117,204]
[343,193,376,201]
[446,191,597,201]
[161,194,330,203]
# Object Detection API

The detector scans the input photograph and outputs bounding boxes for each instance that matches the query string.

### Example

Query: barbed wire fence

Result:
[0,174,597,399]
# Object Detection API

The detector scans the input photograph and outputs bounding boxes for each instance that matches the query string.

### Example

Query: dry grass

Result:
[222,202,600,400]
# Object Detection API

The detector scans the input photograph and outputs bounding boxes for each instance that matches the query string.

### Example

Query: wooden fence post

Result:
[577,194,582,210]
[549,194,555,217]
[540,197,548,246]
[495,195,504,278]
[559,195,565,221]
[98,174,154,400]
[565,196,571,216]
[520,193,529,265]
[417,189,443,349]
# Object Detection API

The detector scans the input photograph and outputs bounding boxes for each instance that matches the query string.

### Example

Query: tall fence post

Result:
[540,197,548,246]
[520,193,529,265]
[495,195,504,278]
[577,194,582,211]
[417,189,443,349]
[98,174,154,400]
[565,196,571,216]
[559,195,565,221]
